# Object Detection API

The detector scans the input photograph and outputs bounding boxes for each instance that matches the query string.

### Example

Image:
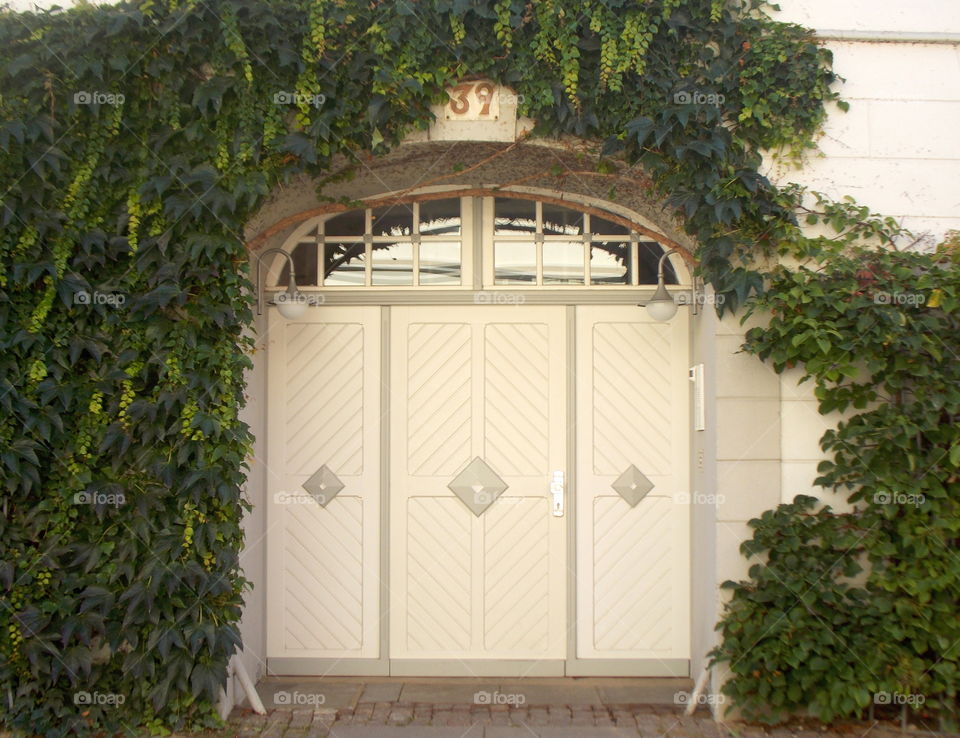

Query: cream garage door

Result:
[575,305,690,668]
[266,306,382,665]
[389,305,567,675]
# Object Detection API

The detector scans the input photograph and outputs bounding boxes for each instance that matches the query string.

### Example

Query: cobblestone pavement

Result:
[212,703,925,738]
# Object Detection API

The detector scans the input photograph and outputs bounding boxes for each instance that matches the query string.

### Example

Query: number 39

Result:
[448,82,496,116]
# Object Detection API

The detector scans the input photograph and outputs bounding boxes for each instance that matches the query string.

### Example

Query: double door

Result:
[266,305,689,675]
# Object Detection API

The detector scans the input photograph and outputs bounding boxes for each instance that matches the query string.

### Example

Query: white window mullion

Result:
[535,201,544,286]
[364,209,373,287]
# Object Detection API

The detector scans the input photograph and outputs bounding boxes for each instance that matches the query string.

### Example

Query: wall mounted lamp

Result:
[645,247,679,322]
[255,248,309,319]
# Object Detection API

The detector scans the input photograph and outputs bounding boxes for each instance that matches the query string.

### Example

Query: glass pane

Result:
[638,241,679,285]
[419,199,461,236]
[323,242,366,286]
[590,241,630,284]
[419,241,461,285]
[494,241,537,284]
[371,241,414,285]
[495,198,536,234]
[322,210,366,237]
[541,204,583,236]
[590,215,630,236]
[372,205,413,237]
[277,241,319,286]
[543,241,584,284]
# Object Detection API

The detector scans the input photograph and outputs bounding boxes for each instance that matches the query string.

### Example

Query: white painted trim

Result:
[816,30,960,44]
[267,288,693,306]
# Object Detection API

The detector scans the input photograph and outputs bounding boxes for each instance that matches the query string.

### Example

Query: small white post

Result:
[233,655,267,715]
[686,665,711,716]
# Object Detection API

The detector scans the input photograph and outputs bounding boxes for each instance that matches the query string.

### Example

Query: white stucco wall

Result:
[769,4,959,528]
[228,316,270,712]
[766,3,960,243]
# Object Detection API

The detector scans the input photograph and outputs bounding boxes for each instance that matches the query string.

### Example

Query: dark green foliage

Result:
[712,236,960,726]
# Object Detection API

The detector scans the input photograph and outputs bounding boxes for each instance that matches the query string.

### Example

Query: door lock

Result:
[550,470,564,517]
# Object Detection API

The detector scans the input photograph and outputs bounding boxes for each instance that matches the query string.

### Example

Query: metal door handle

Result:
[550,470,564,517]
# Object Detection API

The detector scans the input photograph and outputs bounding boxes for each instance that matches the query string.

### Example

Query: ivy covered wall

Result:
[5,0,949,734]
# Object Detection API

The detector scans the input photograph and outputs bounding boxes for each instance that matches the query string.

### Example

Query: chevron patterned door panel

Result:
[390,306,566,665]
[575,306,691,661]
[266,307,381,660]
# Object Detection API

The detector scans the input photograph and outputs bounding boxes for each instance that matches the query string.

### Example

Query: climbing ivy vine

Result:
[0,0,927,733]
[711,222,960,727]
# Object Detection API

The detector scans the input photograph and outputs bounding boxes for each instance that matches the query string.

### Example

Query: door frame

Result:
[266,302,691,677]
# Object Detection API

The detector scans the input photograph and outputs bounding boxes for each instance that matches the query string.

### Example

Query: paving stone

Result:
[322,729,482,737]
[386,707,413,726]
[440,712,472,726]
[593,711,615,727]
[535,729,639,737]
[220,678,886,738]
[484,729,543,738]
[313,709,337,722]
[359,682,404,703]
[500,684,604,706]
[399,682,497,704]
[257,681,359,711]
[470,706,491,724]
[600,683,692,705]
[303,727,330,738]
[289,709,314,728]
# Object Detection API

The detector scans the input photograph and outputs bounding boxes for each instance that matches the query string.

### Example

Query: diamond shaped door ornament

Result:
[611,464,655,507]
[302,464,345,507]
[447,457,508,517]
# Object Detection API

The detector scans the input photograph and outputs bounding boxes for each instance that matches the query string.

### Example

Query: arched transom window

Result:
[271,195,681,290]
